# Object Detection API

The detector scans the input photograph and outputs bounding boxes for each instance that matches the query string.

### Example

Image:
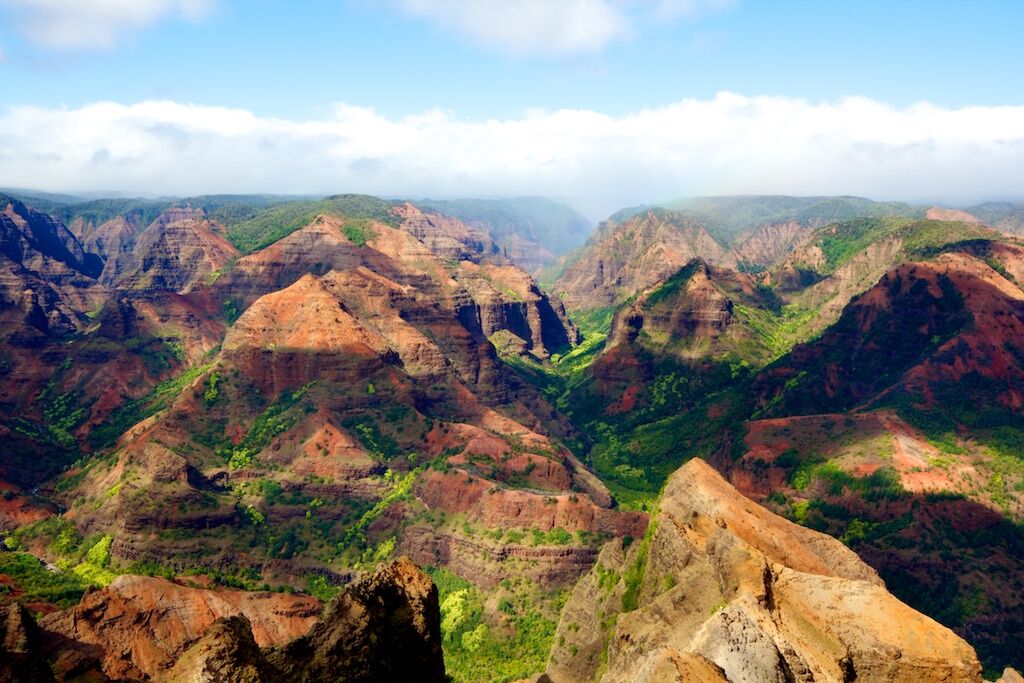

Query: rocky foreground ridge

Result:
[546,458,982,683]
[0,556,445,682]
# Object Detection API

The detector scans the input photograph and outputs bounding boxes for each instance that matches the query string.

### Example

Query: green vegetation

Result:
[342,220,377,247]
[304,574,340,602]
[339,469,418,554]
[222,297,241,324]
[72,534,117,585]
[664,195,919,247]
[621,520,656,612]
[204,372,221,404]
[88,362,214,449]
[53,198,170,233]
[811,217,998,273]
[343,417,402,461]
[221,382,312,470]
[0,552,89,609]
[762,272,973,417]
[430,567,566,683]
[36,385,88,450]
[788,461,904,501]
[225,194,398,253]
[643,261,702,307]
[3,518,120,590]
[732,302,818,361]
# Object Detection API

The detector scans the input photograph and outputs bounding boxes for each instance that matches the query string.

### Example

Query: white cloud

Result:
[1,93,1023,219]
[381,0,733,56]
[0,0,216,50]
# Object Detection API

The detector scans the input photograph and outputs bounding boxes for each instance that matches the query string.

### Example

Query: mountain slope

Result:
[0,196,625,621]
[545,219,1024,673]
[554,197,929,313]
[667,195,920,245]
[966,201,1024,234]
[554,208,735,310]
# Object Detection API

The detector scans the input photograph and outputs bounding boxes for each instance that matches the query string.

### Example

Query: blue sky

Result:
[0,0,1022,218]
[2,1,1022,117]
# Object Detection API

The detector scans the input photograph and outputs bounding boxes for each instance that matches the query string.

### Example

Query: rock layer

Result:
[21,557,444,682]
[39,575,321,680]
[554,208,735,310]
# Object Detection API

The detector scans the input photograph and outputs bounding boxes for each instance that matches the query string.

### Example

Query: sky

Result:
[0,0,1023,220]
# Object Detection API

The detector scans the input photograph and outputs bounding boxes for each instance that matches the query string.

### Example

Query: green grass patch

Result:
[225,195,398,253]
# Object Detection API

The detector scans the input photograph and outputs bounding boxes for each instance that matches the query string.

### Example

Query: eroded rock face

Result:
[455,261,580,357]
[165,615,276,683]
[221,271,396,395]
[601,260,776,365]
[547,458,982,683]
[495,232,557,273]
[753,252,1024,417]
[554,209,735,310]
[997,668,1024,683]
[392,202,501,263]
[730,221,813,270]
[267,556,446,682]
[23,558,444,682]
[110,207,239,292]
[1,197,103,282]
[0,196,101,339]
[217,215,406,308]
[38,575,321,681]
[0,603,54,683]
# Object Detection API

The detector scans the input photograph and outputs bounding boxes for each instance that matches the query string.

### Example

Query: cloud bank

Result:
[0,0,216,49]
[382,0,734,55]
[1,93,1023,219]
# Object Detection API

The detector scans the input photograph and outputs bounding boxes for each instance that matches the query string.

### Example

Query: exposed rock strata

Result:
[39,575,321,680]
[554,209,735,310]
[24,557,444,682]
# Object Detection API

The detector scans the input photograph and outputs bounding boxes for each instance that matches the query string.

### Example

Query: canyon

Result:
[2,191,1023,680]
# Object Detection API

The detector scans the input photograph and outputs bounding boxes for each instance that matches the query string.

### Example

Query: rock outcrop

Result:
[165,615,275,683]
[39,575,321,680]
[0,195,101,338]
[1,196,103,283]
[546,458,982,683]
[456,260,580,357]
[0,603,54,683]
[997,669,1024,683]
[20,558,445,682]
[266,556,445,682]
